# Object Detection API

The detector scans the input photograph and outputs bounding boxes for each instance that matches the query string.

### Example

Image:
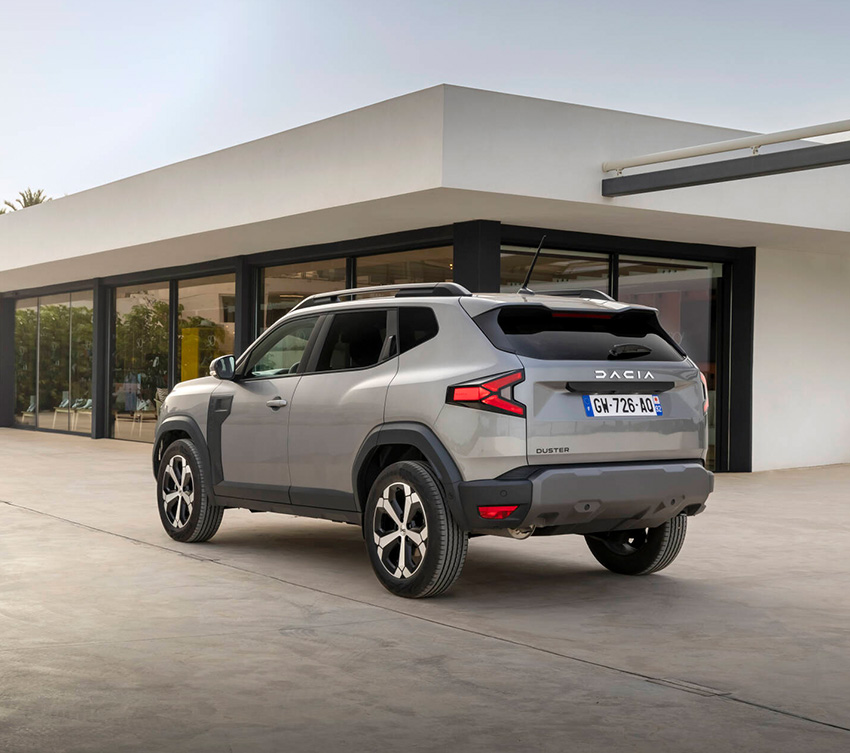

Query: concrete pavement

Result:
[0,429,848,752]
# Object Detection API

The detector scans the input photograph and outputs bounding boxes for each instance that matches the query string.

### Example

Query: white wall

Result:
[752,247,850,471]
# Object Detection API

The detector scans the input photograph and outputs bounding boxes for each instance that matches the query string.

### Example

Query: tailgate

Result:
[513,358,707,465]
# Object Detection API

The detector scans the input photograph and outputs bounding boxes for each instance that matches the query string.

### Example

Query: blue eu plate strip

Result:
[582,395,594,417]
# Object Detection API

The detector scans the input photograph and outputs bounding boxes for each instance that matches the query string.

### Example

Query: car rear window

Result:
[474,306,685,362]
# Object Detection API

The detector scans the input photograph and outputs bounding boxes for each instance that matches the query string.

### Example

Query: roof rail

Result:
[543,288,615,302]
[289,282,472,312]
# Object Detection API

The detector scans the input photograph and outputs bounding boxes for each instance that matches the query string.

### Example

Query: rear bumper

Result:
[457,461,713,534]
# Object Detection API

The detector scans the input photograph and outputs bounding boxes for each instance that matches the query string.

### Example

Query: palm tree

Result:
[3,188,50,211]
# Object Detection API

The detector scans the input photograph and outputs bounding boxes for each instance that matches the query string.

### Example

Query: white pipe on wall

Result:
[602,119,850,173]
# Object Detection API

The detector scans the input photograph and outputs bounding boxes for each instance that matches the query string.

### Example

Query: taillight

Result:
[447,370,526,417]
[699,372,709,414]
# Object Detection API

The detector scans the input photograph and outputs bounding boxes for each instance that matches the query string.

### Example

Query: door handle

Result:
[266,397,288,410]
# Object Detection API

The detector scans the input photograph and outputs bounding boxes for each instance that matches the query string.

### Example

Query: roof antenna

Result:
[518,235,546,295]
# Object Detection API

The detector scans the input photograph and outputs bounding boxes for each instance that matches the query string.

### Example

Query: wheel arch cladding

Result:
[352,423,469,529]
[153,415,209,481]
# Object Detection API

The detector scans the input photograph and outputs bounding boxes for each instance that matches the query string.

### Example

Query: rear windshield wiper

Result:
[608,343,653,360]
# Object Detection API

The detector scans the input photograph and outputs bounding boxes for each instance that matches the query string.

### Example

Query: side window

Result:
[399,306,438,354]
[315,310,388,372]
[245,316,319,378]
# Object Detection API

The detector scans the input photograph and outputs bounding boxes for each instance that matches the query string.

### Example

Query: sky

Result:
[1,0,849,203]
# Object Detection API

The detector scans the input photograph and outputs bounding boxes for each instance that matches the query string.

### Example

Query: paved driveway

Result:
[0,429,848,752]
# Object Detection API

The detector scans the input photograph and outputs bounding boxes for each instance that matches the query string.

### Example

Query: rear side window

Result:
[315,310,388,372]
[475,306,684,362]
[399,307,438,354]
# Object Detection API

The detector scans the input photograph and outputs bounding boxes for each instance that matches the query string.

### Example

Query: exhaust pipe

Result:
[486,526,536,540]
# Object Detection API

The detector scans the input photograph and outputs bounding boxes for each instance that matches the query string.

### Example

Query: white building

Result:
[1,85,848,471]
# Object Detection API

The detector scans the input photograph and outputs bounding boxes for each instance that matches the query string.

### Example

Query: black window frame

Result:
[305,307,398,376]
[237,314,324,381]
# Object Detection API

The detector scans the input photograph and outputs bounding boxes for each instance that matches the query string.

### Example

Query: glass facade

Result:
[618,257,724,469]
[113,284,170,443]
[4,229,741,469]
[356,247,453,287]
[261,259,346,330]
[13,299,38,428]
[500,246,610,294]
[178,274,236,382]
[70,291,95,435]
[13,293,94,433]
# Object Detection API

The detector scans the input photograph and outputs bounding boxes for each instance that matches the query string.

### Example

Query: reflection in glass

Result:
[38,294,71,431]
[261,259,346,330]
[356,247,453,288]
[618,256,723,469]
[70,291,94,434]
[113,284,170,443]
[178,274,236,382]
[13,292,94,433]
[500,246,610,294]
[13,299,38,427]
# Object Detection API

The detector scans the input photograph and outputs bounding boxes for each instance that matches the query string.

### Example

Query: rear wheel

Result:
[364,461,468,598]
[585,514,687,575]
[157,439,223,543]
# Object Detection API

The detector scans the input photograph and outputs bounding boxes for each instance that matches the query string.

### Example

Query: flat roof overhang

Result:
[3,186,850,293]
[2,84,849,293]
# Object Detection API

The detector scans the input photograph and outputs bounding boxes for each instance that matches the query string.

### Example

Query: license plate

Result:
[582,394,662,417]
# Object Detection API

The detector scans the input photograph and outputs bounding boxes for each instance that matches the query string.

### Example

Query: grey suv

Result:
[153,282,713,598]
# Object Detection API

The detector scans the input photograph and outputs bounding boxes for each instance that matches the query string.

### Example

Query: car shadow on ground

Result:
[202,517,718,609]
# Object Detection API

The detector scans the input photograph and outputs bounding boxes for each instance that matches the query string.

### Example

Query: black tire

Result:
[156,438,224,543]
[585,514,687,575]
[364,460,468,598]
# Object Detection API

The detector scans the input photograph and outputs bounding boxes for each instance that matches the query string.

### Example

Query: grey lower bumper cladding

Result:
[525,462,713,533]
[457,462,713,534]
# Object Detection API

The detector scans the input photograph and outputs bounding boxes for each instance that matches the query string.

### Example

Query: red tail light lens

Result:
[448,370,526,417]
[478,505,518,519]
[699,372,709,414]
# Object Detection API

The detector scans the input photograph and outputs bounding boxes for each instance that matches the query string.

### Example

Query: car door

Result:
[214,314,321,500]
[287,307,398,510]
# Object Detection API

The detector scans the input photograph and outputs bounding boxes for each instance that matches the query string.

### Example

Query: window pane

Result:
[618,256,723,469]
[315,311,387,372]
[246,316,319,377]
[113,284,170,443]
[14,298,38,428]
[399,307,439,354]
[261,259,346,330]
[356,247,453,287]
[70,291,94,435]
[38,293,71,431]
[177,274,236,382]
[500,246,609,294]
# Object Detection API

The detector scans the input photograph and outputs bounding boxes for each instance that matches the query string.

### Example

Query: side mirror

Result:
[210,355,236,380]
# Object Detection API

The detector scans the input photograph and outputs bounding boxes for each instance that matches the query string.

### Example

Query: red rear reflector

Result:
[478,505,518,520]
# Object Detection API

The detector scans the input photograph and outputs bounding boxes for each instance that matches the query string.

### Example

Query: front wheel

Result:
[156,439,224,543]
[585,514,687,575]
[364,461,468,598]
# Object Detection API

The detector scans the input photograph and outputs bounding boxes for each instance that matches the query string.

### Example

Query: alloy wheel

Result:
[161,454,195,530]
[372,482,428,579]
